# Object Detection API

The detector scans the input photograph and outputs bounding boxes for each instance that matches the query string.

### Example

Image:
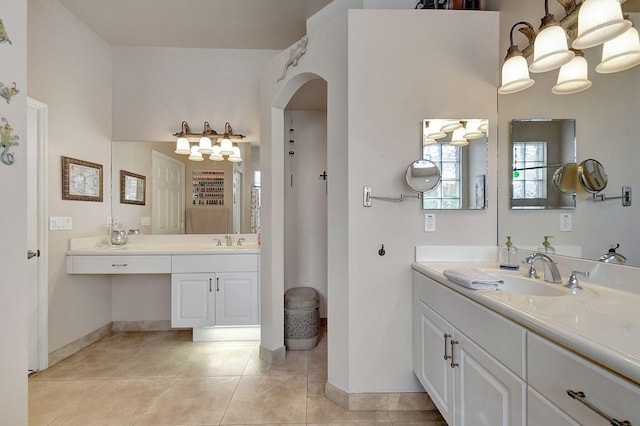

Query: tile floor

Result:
[29,328,447,426]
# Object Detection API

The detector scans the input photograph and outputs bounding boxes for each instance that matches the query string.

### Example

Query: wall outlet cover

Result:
[424,213,436,232]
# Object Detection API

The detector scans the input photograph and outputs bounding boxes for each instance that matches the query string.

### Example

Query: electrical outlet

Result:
[424,214,436,232]
[140,216,152,226]
[106,216,112,227]
[560,213,572,232]
[49,216,72,230]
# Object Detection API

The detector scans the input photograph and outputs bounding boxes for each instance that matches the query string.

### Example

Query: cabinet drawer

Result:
[413,271,526,379]
[528,332,640,425]
[172,254,258,273]
[67,255,171,274]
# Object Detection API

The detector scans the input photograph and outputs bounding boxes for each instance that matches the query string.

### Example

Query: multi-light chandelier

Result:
[173,121,245,162]
[499,0,640,95]
[423,119,489,146]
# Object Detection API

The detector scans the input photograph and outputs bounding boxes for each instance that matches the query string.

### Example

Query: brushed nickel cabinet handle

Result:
[111,263,128,267]
[443,333,452,361]
[567,390,632,426]
[450,340,459,368]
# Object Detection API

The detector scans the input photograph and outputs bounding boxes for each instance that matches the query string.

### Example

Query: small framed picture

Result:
[62,156,103,202]
[120,170,146,205]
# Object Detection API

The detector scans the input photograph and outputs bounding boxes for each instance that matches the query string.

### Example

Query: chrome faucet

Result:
[236,237,246,247]
[523,252,562,284]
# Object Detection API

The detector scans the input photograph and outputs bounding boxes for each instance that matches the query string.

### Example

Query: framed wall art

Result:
[62,156,103,202]
[120,170,145,205]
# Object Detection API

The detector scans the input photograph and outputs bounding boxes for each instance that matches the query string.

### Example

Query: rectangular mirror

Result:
[510,119,576,210]
[120,170,146,205]
[422,119,488,209]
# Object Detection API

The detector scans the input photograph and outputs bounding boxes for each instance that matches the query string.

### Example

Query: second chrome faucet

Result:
[523,252,562,284]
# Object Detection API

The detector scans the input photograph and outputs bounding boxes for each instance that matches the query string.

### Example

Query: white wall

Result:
[28,0,113,352]
[261,7,498,393]
[283,109,328,317]
[0,1,28,423]
[497,3,640,266]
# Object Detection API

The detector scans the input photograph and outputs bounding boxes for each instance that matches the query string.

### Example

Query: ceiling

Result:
[58,0,333,50]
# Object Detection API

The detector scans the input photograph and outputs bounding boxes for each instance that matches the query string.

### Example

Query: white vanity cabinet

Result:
[527,332,640,425]
[171,254,259,329]
[412,271,526,426]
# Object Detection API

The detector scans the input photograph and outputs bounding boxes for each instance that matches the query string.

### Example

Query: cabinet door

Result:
[413,299,455,425]
[171,273,215,328]
[453,331,526,426]
[215,272,259,326]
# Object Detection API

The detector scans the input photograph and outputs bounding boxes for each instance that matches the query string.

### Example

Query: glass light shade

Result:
[175,137,191,154]
[228,146,243,163]
[425,120,446,140]
[572,0,631,49]
[440,120,462,133]
[530,25,575,73]
[209,145,224,161]
[188,145,204,161]
[552,56,592,94]
[463,119,484,139]
[596,26,640,74]
[551,56,591,95]
[498,55,535,94]
[450,127,469,146]
[478,119,489,133]
[198,136,213,154]
[423,138,438,146]
[219,137,234,155]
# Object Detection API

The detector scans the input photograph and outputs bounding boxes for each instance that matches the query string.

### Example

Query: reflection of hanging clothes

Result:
[250,186,261,234]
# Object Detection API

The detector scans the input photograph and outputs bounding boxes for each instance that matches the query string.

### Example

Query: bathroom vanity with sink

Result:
[66,234,260,341]
[412,246,640,426]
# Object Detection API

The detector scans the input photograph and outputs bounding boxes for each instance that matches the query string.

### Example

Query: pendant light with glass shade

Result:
[209,145,224,161]
[529,0,575,73]
[462,119,485,139]
[425,119,447,140]
[450,127,469,146]
[174,121,192,154]
[596,25,640,73]
[572,0,631,50]
[188,145,204,161]
[498,21,536,94]
[219,122,235,156]
[552,49,592,94]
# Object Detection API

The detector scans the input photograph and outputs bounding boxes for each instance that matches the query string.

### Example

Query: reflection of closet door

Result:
[152,150,185,234]
[233,168,242,233]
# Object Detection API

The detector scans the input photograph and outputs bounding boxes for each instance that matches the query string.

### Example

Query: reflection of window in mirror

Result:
[512,141,547,200]
[423,144,461,209]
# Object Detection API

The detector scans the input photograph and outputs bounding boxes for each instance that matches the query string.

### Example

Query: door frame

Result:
[27,97,49,372]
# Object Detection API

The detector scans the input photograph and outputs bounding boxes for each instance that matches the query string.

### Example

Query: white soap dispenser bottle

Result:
[499,236,519,270]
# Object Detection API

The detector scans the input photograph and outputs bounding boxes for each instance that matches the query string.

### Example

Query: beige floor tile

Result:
[308,344,328,375]
[222,375,308,424]
[388,393,436,411]
[135,376,239,425]
[28,379,102,426]
[49,378,171,426]
[308,423,391,426]
[269,349,308,376]
[178,345,253,377]
[110,348,191,378]
[388,410,446,423]
[306,397,391,423]
[31,350,136,380]
[243,346,272,376]
[307,374,328,398]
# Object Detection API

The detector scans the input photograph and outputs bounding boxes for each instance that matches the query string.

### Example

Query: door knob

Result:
[27,250,40,259]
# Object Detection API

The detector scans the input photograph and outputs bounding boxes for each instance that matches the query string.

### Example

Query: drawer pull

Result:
[111,263,128,267]
[443,333,452,361]
[216,277,219,292]
[450,339,459,368]
[567,390,632,426]
[209,278,212,293]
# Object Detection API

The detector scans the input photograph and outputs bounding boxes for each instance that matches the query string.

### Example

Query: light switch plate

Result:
[140,216,152,226]
[424,214,436,232]
[560,213,572,232]
[49,216,72,230]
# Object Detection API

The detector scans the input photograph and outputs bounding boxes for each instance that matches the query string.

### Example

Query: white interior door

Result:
[152,150,185,234]
[26,97,48,374]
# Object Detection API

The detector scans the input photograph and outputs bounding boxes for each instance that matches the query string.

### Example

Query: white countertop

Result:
[412,261,640,386]
[66,234,261,255]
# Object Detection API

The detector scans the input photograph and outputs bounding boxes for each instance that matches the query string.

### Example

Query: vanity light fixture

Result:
[529,0,575,73]
[498,21,536,94]
[449,127,469,146]
[552,49,592,94]
[462,119,485,140]
[425,120,447,140]
[572,0,631,50]
[596,25,640,73]
[173,121,245,162]
[440,120,462,133]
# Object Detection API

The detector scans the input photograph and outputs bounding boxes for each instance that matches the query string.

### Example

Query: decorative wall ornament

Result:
[1,117,19,165]
[0,82,19,104]
[0,19,12,45]
[276,35,308,82]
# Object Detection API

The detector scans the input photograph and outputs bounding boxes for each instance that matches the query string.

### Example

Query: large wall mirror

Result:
[111,141,260,235]
[422,119,489,209]
[510,119,576,210]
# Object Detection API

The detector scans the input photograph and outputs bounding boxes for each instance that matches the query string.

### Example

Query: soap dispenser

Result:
[537,236,556,254]
[499,236,519,270]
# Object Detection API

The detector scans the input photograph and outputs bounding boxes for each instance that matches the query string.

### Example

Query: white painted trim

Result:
[27,97,49,371]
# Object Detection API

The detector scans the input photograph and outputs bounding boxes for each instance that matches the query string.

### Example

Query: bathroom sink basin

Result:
[482,272,567,297]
